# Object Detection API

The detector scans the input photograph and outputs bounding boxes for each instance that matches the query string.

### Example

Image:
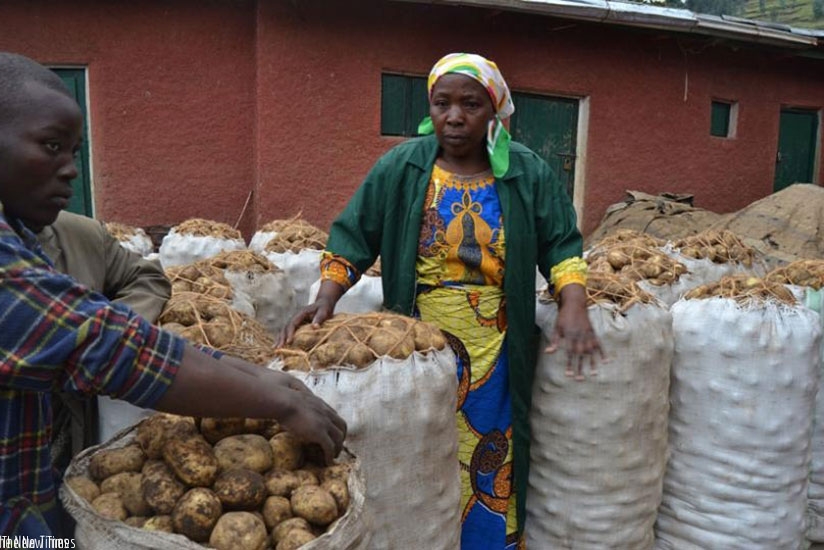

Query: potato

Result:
[293,469,319,487]
[142,515,173,533]
[214,434,274,473]
[100,472,152,516]
[244,418,267,434]
[89,444,146,481]
[141,460,186,514]
[269,432,304,470]
[276,528,317,550]
[321,479,349,513]
[91,492,128,521]
[200,417,247,444]
[271,517,312,544]
[321,463,351,484]
[203,321,234,348]
[343,342,374,367]
[172,488,223,542]
[213,469,267,511]
[313,342,348,367]
[64,475,99,503]
[261,420,282,439]
[136,413,198,459]
[264,469,301,497]
[262,496,293,530]
[163,437,219,487]
[290,485,338,526]
[209,512,268,550]
[291,327,322,350]
[124,516,148,528]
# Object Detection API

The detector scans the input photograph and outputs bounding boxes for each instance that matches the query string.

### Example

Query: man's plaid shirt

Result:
[0,203,183,536]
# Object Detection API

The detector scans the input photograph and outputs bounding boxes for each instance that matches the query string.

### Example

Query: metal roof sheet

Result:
[393,0,820,47]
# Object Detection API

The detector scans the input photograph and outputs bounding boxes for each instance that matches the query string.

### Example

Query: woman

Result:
[281,53,600,549]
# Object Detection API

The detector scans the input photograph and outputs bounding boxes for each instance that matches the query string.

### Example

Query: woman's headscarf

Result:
[417,53,515,178]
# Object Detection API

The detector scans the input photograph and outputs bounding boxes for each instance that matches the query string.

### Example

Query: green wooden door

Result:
[52,68,93,216]
[510,93,579,199]
[774,108,819,192]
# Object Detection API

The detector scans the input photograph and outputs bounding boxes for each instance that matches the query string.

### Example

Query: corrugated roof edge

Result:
[391,0,820,47]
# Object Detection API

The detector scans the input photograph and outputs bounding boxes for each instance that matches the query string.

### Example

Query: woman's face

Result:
[429,74,495,165]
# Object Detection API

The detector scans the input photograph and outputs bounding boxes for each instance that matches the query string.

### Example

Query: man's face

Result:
[0,80,83,231]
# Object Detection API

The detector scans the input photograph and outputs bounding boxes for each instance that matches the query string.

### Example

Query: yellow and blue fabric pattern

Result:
[414,164,522,550]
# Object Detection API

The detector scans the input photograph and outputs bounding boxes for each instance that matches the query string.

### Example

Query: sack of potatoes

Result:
[249,216,328,254]
[61,414,368,550]
[159,218,246,269]
[158,292,276,366]
[274,312,447,371]
[105,221,155,257]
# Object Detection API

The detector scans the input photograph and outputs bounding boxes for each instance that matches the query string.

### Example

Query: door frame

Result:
[774,105,821,191]
[50,65,95,217]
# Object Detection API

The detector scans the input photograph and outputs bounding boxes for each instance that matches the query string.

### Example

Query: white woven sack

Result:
[803,288,824,541]
[248,230,277,253]
[224,269,296,334]
[265,249,322,313]
[274,348,461,550]
[527,302,672,549]
[655,298,821,550]
[63,426,370,550]
[159,231,246,269]
[308,276,383,314]
[115,229,154,257]
[96,397,153,445]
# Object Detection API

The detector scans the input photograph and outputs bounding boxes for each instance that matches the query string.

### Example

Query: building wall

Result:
[257,0,824,235]
[1,0,821,237]
[0,0,258,235]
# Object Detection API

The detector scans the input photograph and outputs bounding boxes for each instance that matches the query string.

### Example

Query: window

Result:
[711,100,737,138]
[381,73,428,136]
[51,68,93,216]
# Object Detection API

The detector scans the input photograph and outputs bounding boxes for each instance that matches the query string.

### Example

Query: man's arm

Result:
[100,223,170,322]
[0,227,346,462]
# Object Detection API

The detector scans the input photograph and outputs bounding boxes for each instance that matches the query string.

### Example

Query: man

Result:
[0,51,347,538]
[36,211,172,476]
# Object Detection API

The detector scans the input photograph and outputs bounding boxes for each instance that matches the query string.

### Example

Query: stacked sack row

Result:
[527,228,824,549]
[66,213,463,550]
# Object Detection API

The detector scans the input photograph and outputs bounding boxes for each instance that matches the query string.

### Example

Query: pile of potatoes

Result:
[276,312,447,371]
[587,243,687,287]
[684,274,796,305]
[672,229,755,267]
[158,292,276,365]
[539,272,654,313]
[66,413,354,550]
[166,264,233,300]
[262,219,328,253]
[174,218,244,240]
[766,259,824,290]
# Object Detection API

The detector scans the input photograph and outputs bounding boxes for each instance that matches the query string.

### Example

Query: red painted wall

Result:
[256,0,824,235]
[0,0,258,235]
[1,0,821,238]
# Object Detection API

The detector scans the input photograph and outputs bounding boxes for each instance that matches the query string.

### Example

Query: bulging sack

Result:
[655,294,821,549]
[273,314,461,550]
[528,301,672,549]
[159,219,246,268]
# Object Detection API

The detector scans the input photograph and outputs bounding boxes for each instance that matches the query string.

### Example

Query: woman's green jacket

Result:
[327,134,583,531]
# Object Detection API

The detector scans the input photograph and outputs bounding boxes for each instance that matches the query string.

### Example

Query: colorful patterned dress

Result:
[414,164,521,550]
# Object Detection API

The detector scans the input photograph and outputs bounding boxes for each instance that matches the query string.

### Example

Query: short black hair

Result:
[0,52,73,125]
